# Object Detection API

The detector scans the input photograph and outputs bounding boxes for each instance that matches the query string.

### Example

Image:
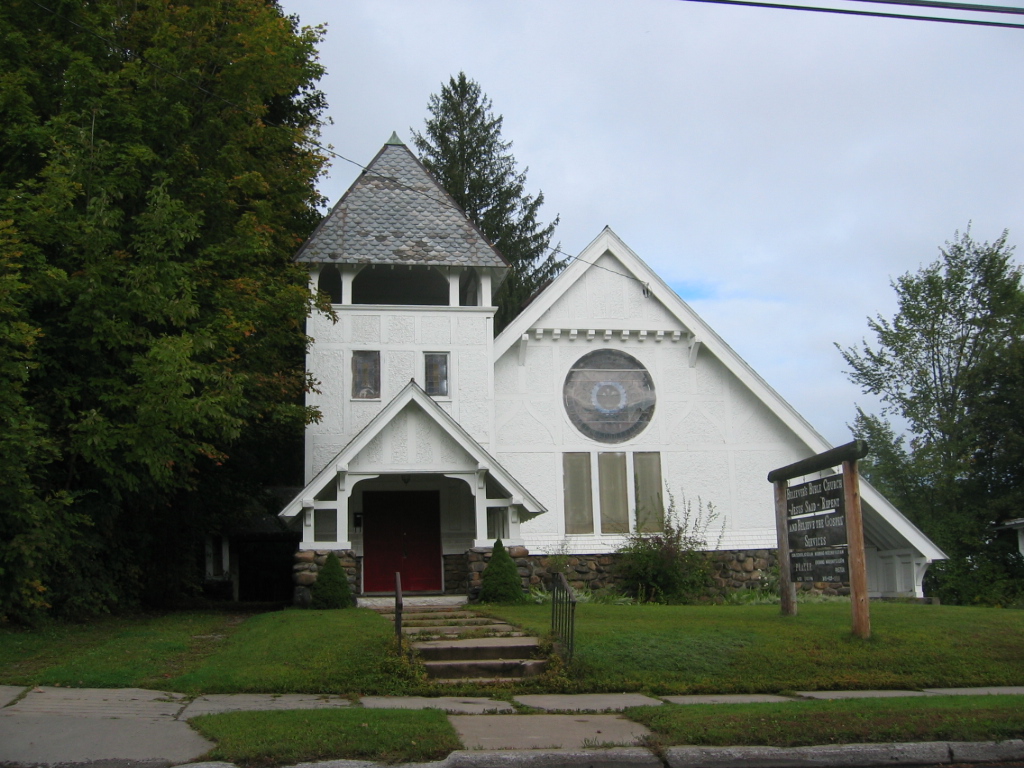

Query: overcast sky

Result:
[278,0,1024,446]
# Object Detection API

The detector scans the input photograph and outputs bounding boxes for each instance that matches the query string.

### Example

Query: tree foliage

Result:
[838,228,1024,604]
[411,73,564,332]
[309,553,353,609]
[0,0,328,621]
[479,539,526,603]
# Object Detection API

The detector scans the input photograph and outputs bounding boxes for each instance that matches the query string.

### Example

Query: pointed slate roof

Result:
[295,135,509,272]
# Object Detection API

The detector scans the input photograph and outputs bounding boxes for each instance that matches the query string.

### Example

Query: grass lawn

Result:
[481,601,1024,694]
[626,695,1024,748]
[3,602,1024,698]
[0,608,417,695]
[191,708,461,766]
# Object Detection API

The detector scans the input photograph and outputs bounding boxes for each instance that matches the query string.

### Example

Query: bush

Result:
[310,553,352,609]
[617,493,722,604]
[479,540,526,603]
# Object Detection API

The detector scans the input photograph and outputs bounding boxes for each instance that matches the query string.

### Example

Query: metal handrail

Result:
[394,571,403,644]
[550,571,577,662]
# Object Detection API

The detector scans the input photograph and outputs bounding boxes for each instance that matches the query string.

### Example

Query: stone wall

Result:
[292,549,360,606]
[291,546,846,604]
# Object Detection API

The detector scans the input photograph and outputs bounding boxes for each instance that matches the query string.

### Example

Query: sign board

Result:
[787,511,848,551]
[786,475,844,517]
[791,547,849,583]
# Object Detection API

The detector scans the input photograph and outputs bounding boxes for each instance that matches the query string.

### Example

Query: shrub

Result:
[310,552,352,609]
[479,539,526,603]
[617,493,722,604]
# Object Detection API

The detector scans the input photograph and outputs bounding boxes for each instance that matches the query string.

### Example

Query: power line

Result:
[678,0,1024,27]
[845,0,1024,15]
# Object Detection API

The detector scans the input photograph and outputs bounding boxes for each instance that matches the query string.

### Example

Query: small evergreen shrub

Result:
[617,493,722,604]
[479,539,527,603]
[310,552,352,609]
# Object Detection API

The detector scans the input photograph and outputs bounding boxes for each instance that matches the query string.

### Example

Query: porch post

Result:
[473,468,490,547]
[335,470,352,549]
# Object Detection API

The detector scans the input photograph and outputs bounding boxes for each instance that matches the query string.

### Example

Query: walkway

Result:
[2,684,1023,767]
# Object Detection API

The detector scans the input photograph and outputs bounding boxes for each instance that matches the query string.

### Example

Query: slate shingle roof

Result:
[295,137,508,272]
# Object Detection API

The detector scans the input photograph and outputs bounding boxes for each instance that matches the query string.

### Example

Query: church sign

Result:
[787,510,848,552]
[791,547,849,583]
[768,440,871,639]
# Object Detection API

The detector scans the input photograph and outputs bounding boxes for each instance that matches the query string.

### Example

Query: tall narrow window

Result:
[598,453,629,534]
[425,352,449,396]
[487,507,508,540]
[352,351,380,399]
[634,452,664,532]
[563,453,594,534]
[314,509,338,542]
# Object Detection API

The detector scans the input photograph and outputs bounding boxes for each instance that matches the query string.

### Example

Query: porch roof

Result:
[280,381,546,519]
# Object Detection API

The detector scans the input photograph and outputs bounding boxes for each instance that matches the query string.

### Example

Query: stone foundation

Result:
[292,546,846,604]
[292,549,360,606]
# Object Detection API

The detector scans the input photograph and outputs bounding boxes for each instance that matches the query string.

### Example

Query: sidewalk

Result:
[1,685,1023,768]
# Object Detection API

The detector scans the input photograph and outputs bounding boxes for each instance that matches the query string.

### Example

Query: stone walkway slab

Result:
[514,693,662,711]
[0,712,212,764]
[181,693,350,718]
[449,714,651,750]
[794,689,930,700]
[662,694,795,705]
[0,685,25,708]
[7,686,185,719]
[923,686,1024,696]
[361,696,514,714]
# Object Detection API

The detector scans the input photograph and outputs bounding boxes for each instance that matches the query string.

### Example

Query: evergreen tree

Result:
[839,228,1024,604]
[411,73,564,332]
[310,553,353,609]
[479,539,526,603]
[0,0,328,620]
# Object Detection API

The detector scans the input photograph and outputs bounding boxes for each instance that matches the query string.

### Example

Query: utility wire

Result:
[678,0,1024,27]
[844,0,1024,15]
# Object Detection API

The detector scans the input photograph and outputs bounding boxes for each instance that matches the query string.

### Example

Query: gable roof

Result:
[294,134,509,275]
[280,380,546,519]
[495,227,946,562]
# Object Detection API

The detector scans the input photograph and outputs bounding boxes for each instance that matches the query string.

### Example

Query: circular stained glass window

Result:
[563,350,655,443]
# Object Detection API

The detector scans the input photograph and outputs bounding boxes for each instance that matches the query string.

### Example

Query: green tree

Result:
[309,553,353,609]
[411,73,564,332]
[0,0,328,620]
[479,540,526,603]
[838,228,1024,604]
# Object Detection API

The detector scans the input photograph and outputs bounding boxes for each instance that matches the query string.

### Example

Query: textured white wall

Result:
[493,253,812,553]
[305,305,493,481]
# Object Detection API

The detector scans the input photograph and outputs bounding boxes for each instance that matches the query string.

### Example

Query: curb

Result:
[181,741,1024,768]
[665,740,1024,768]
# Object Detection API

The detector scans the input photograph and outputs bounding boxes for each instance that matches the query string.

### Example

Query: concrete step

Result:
[422,658,548,679]
[371,604,467,614]
[387,611,480,621]
[400,623,520,635]
[401,618,499,627]
[413,636,542,661]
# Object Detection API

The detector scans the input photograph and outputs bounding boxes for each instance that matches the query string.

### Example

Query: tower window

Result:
[425,353,449,397]
[352,351,380,399]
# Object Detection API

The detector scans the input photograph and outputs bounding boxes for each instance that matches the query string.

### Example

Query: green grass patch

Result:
[627,695,1024,747]
[484,601,1024,693]
[191,707,461,766]
[165,608,420,695]
[0,612,245,688]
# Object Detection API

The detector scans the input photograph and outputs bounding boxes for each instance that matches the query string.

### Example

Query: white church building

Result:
[278,135,944,599]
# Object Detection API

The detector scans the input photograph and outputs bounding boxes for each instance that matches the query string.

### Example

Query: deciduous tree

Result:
[0,0,328,620]
[411,73,564,331]
[838,228,1024,603]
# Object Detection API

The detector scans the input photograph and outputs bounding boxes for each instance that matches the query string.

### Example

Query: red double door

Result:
[362,491,443,593]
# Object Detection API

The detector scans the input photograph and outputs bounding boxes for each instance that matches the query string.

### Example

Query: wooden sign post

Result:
[768,440,871,638]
